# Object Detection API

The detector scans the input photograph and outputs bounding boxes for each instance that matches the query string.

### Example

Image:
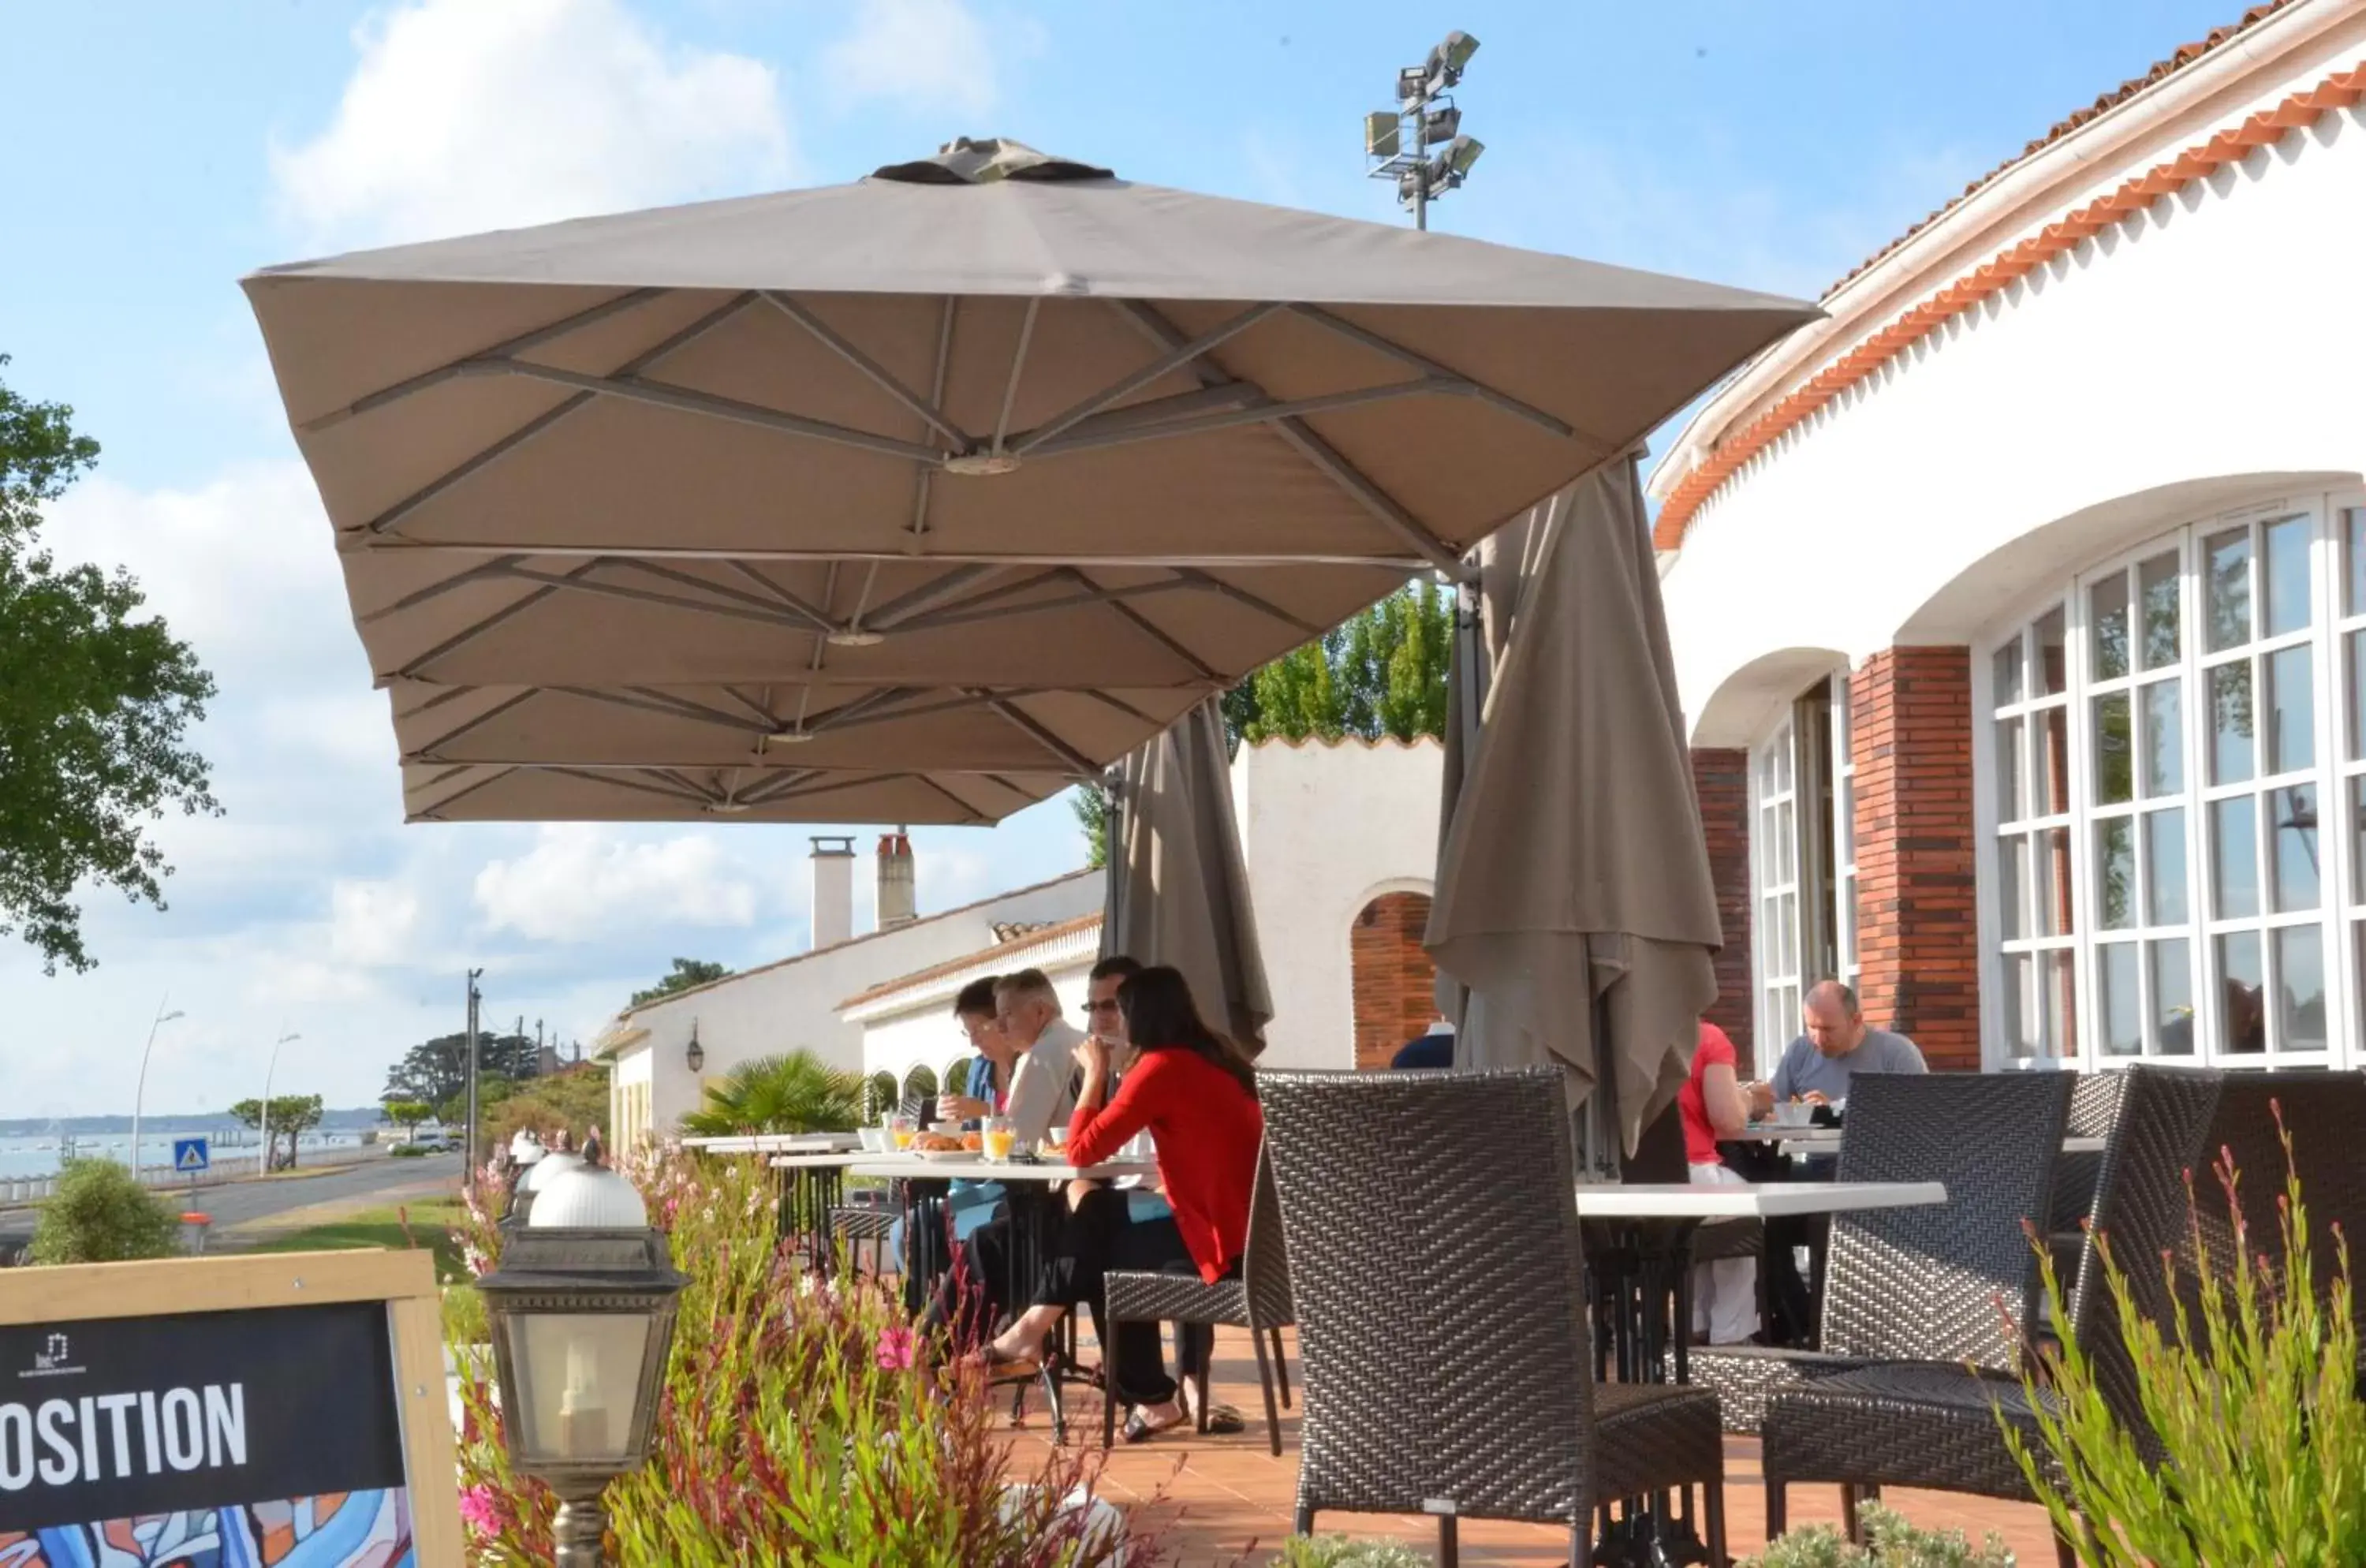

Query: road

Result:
[0,1150,466,1253]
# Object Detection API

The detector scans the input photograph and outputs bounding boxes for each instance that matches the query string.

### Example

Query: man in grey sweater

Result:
[1748,980,1927,1116]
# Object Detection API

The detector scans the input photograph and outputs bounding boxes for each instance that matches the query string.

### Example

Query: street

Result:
[0,1150,465,1253]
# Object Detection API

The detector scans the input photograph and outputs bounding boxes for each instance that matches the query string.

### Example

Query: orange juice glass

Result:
[887,1114,917,1152]
[982,1117,1016,1163]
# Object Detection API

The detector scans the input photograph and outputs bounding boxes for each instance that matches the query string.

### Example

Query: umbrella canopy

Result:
[1425,455,1722,1159]
[1100,699,1272,1048]
[243,139,1818,823]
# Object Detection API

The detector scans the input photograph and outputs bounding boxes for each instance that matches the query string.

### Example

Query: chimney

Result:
[809,835,856,950]
[877,828,917,931]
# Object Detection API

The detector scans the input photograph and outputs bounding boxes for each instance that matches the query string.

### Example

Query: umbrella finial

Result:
[870,138,1114,185]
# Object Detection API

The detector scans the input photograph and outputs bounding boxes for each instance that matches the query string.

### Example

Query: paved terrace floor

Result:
[1003,1326,2062,1566]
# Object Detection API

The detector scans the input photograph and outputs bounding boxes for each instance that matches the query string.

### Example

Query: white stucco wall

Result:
[1663,90,2366,746]
[605,869,1102,1137]
[850,950,1097,1090]
[1231,737,1444,1070]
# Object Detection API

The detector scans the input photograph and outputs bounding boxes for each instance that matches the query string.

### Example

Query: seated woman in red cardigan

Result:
[974,964,1263,1441]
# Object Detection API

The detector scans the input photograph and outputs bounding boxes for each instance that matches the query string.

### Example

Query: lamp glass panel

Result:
[507,1312,652,1465]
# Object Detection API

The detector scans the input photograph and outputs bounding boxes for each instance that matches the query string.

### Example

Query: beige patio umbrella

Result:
[1100,699,1272,1047]
[1426,455,1722,1164]
[242,139,1818,823]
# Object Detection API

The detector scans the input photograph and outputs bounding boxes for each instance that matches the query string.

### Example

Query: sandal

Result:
[1196,1402,1245,1435]
[1121,1405,1192,1444]
[968,1343,1043,1382]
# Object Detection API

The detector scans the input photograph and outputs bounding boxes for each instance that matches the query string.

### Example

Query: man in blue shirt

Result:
[1390,1017,1455,1070]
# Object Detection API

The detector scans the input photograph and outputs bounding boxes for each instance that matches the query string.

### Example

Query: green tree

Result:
[437,1073,513,1135]
[381,1029,538,1107]
[483,1065,610,1164]
[1072,783,1110,869]
[680,1051,864,1137]
[28,1159,181,1264]
[1,356,219,973]
[1244,582,1454,745]
[383,1099,433,1141]
[227,1093,323,1170]
[632,958,733,1006]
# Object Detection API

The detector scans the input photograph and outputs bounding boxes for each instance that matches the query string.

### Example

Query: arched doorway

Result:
[1350,890,1439,1070]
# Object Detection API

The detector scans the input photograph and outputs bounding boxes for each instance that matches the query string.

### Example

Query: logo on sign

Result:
[174,1137,209,1174]
[20,1333,85,1380]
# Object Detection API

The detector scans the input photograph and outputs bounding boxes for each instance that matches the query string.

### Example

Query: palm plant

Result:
[679,1050,864,1137]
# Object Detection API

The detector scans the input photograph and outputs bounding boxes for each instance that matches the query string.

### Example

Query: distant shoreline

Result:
[0,1108,389,1137]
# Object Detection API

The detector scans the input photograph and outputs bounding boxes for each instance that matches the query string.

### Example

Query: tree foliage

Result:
[383,1099,433,1133]
[0,356,219,973]
[29,1159,181,1264]
[380,1030,539,1108]
[483,1066,610,1164]
[226,1093,323,1169]
[680,1051,864,1137]
[632,958,733,1006]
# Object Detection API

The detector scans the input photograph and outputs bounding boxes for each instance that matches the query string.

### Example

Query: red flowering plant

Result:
[449,1148,1150,1566]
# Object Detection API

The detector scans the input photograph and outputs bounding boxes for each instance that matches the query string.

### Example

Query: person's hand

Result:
[1800,1090,1830,1107]
[1746,1081,1775,1118]
[1077,1034,1111,1079]
[939,1093,988,1122]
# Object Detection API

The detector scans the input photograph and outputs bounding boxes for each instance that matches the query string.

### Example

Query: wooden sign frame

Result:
[0,1248,463,1566]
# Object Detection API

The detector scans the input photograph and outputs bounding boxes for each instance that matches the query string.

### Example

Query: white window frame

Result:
[1973,487,2366,1072]
[1748,679,1860,1062]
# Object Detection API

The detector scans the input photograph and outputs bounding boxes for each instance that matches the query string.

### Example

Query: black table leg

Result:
[1587,1216,1711,1568]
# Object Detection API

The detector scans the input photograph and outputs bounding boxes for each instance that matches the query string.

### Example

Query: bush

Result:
[28,1159,182,1264]
[388,1142,435,1158]
[480,1064,609,1163]
[1745,1505,2013,1567]
[448,1152,1144,1565]
[1272,1536,1433,1566]
[2006,1115,2366,1566]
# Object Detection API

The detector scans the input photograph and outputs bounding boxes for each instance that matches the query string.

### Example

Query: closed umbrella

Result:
[242,139,1817,823]
[1425,455,1721,1168]
[1100,700,1272,1048]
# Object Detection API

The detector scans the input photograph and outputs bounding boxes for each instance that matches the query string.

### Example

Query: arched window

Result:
[1748,678,1857,1062]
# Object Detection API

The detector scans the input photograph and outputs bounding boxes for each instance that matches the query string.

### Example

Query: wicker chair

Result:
[2042,1070,2127,1295]
[1688,1071,2073,1435]
[1757,1063,2228,1562]
[1260,1068,1728,1568]
[1099,1151,1295,1455]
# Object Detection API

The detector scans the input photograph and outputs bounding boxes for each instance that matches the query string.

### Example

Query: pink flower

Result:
[457,1484,502,1539]
[875,1326,916,1370]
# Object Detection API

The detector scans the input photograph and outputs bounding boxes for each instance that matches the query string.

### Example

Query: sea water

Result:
[0,1130,364,1181]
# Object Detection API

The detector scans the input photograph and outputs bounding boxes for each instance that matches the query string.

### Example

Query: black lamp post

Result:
[476,1160,687,1567]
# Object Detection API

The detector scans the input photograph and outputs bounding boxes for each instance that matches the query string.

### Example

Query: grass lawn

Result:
[258,1198,468,1282]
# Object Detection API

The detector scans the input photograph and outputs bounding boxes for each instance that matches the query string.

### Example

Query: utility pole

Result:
[464,969,484,1191]
[1364,31,1483,230]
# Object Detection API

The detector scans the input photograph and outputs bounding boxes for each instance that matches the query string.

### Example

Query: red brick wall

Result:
[1691,748,1755,1069]
[1849,648,1981,1070]
[1351,892,1438,1070]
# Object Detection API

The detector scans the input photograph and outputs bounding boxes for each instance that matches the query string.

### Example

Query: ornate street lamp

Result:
[476,1161,688,1568]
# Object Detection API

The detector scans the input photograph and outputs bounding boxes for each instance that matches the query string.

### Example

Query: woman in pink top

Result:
[1679,1021,1759,1345]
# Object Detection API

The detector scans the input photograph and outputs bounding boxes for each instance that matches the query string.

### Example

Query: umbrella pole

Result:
[1577,989,1623,1184]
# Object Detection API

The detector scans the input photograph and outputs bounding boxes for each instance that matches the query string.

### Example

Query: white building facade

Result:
[1649,1,2366,1074]
[839,915,1103,1095]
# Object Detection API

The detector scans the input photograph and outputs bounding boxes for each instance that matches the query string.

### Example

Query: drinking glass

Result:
[887,1114,917,1152]
[982,1117,1016,1163]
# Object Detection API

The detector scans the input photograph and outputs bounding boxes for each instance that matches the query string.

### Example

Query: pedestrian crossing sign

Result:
[173,1137,210,1174]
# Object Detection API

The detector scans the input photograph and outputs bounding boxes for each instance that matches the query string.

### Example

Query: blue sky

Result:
[0,0,2248,1116]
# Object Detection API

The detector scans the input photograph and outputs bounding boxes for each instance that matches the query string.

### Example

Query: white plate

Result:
[914,1148,972,1163]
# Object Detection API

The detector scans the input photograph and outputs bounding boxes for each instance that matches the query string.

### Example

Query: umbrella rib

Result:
[718,686,782,726]
[908,297,960,543]
[357,554,526,625]
[800,685,918,735]
[1266,419,1468,577]
[736,768,826,807]
[1170,569,1326,636]
[1288,304,1580,440]
[889,577,1207,636]
[866,563,1005,631]
[388,561,602,679]
[531,765,716,806]
[391,684,474,722]
[357,292,762,536]
[550,685,774,737]
[972,690,1103,776]
[991,298,1040,457]
[464,361,942,465]
[911,772,993,822]
[411,765,517,820]
[1095,593,1221,682]
[499,565,814,631]
[717,562,839,633]
[760,290,968,450]
[407,687,545,759]
[1080,689,1171,726]
[1029,380,1463,459]
[614,557,837,629]
[301,286,667,432]
[1009,303,1282,457]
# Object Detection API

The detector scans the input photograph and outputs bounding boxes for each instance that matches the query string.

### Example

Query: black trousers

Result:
[1757,1155,1835,1348]
[1036,1186,1210,1407]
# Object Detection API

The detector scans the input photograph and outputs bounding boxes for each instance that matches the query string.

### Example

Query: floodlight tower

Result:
[1363,30,1483,230]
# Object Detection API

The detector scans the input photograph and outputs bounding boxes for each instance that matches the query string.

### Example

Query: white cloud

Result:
[271,0,792,250]
[821,0,1009,116]
[474,825,763,942]
[330,879,424,967]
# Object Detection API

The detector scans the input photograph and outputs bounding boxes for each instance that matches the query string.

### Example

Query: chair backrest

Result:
[1260,1068,1595,1529]
[2047,1070,2129,1234]
[1241,1147,1293,1330]
[899,1089,936,1126]
[1822,1070,2073,1366]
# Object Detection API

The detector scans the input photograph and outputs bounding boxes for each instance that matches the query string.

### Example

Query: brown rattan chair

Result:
[1260,1067,1729,1568]
[2041,1070,2127,1297]
[1099,1151,1294,1454]
[1756,1063,2242,1563]
[1688,1071,2073,1435]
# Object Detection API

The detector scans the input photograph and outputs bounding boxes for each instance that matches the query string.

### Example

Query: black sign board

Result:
[0,1300,408,1535]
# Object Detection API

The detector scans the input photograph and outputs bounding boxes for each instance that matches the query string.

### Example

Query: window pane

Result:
[2270,784,2321,913]
[2205,527,2252,652]
[2036,606,2068,696]
[2039,706,2072,815]
[2218,931,2266,1053]
[2099,943,2141,1056]
[2096,816,2136,930]
[2142,680,2185,797]
[2348,631,2366,762]
[2042,950,2077,1059]
[2002,953,2037,1059]
[2266,644,2316,775]
[2272,926,2327,1053]
[1995,718,2026,823]
[2209,661,2256,785]
[1773,731,1793,792]
[1994,637,2025,709]
[2211,796,2260,919]
[2091,572,2132,681]
[2093,693,2132,804]
[2140,551,2181,669]
[2348,507,2366,618]
[2261,514,2314,637]
[1777,802,1797,886]
[2151,939,2195,1055]
[2037,826,2074,937]
[1779,892,1798,974]
[1997,836,2027,941]
[2145,808,2189,925]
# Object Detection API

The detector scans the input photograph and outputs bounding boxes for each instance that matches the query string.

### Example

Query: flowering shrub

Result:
[1269,1535,1435,1566]
[449,1149,1147,1566]
[1744,1504,2014,1567]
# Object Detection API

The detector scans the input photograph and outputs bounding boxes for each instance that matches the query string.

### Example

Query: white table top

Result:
[689,1133,860,1154]
[766,1152,871,1169]
[1573,1180,1947,1220]
[838,1154,1156,1184]
[1721,1128,2107,1156]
